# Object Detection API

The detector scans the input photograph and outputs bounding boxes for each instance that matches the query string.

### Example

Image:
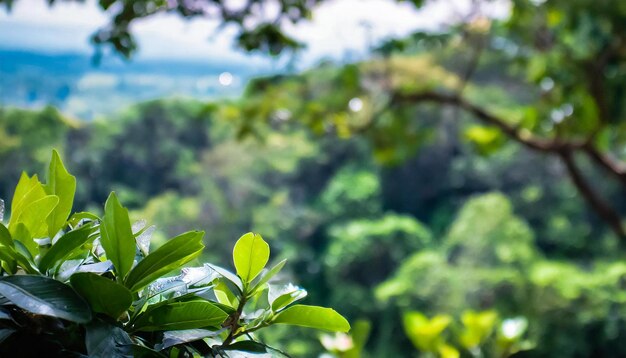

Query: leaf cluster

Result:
[0,151,349,357]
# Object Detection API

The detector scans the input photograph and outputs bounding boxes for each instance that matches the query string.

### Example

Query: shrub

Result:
[0,150,349,357]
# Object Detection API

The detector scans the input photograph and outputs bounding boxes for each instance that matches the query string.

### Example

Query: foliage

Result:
[402,310,532,358]
[0,151,349,357]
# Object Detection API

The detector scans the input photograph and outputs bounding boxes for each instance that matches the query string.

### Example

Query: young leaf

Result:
[131,300,228,332]
[9,173,45,229]
[44,150,77,238]
[213,280,239,308]
[250,259,287,293]
[206,264,243,293]
[273,305,350,332]
[233,232,270,284]
[124,231,205,292]
[100,192,136,280]
[11,195,59,244]
[270,285,307,312]
[12,223,38,261]
[71,272,133,319]
[38,224,96,272]
[0,275,91,323]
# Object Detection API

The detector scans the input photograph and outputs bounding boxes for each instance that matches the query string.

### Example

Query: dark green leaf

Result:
[223,340,268,353]
[71,272,132,319]
[0,223,12,247]
[0,329,15,345]
[125,231,205,292]
[0,275,91,323]
[39,224,96,272]
[132,300,228,332]
[131,345,168,358]
[156,328,223,350]
[85,319,133,358]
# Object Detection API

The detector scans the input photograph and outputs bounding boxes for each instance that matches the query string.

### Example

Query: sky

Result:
[0,0,508,66]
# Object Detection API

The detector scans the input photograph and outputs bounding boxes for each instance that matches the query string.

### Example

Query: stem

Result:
[222,295,248,346]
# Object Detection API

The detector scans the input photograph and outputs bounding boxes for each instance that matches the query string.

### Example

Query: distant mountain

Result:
[0,49,273,119]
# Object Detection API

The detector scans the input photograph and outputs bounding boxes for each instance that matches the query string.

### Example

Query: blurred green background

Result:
[3,0,626,356]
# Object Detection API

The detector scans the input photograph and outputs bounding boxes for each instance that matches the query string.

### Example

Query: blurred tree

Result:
[6,0,625,237]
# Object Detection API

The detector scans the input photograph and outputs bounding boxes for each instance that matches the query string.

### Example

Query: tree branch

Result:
[388,90,626,238]
[582,143,626,187]
[390,91,583,152]
[558,150,625,238]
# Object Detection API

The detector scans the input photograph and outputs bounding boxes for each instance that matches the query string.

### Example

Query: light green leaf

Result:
[206,264,243,293]
[213,280,239,308]
[71,272,132,319]
[271,286,307,312]
[131,300,228,332]
[233,232,270,284]
[101,192,136,280]
[125,231,205,292]
[11,223,37,259]
[9,173,45,229]
[273,305,350,332]
[0,275,91,323]
[250,259,287,293]
[44,150,77,238]
[39,224,96,272]
[12,195,59,241]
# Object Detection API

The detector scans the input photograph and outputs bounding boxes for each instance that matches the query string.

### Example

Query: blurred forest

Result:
[3,0,626,357]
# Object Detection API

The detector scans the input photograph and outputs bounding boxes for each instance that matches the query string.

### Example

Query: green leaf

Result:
[233,232,270,284]
[68,212,101,227]
[223,341,269,353]
[11,223,37,259]
[250,259,286,293]
[44,150,77,238]
[0,275,91,323]
[273,305,350,332]
[9,173,45,229]
[206,264,243,293]
[0,240,37,274]
[132,300,228,332]
[125,231,205,292]
[85,319,133,358]
[271,286,307,312]
[12,195,59,242]
[0,329,15,345]
[156,329,223,350]
[0,223,13,247]
[39,224,96,272]
[131,345,168,358]
[214,280,239,308]
[101,192,136,280]
[71,272,133,319]
[0,224,16,274]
